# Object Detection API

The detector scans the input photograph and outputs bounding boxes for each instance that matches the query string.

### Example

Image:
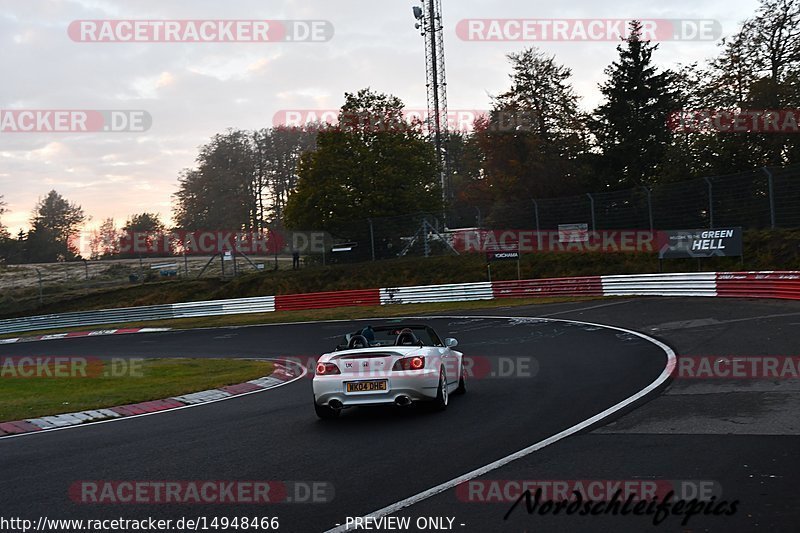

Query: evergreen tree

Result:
[467,47,590,226]
[26,190,85,262]
[591,20,680,188]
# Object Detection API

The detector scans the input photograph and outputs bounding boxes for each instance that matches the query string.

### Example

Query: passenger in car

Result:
[360,326,375,345]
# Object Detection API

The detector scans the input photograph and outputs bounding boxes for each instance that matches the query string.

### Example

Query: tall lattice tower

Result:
[413,0,449,205]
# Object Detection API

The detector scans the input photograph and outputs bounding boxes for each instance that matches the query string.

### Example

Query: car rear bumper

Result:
[313,370,440,407]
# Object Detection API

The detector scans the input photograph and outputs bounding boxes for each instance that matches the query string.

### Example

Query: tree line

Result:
[455,3,800,226]
[175,2,800,232]
[0,190,172,263]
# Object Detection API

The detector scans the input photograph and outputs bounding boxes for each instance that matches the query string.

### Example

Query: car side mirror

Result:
[445,338,458,348]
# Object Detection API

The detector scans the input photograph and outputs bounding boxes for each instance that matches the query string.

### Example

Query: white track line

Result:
[540,299,634,317]
[322,315,676,533]
[0,359,307,442]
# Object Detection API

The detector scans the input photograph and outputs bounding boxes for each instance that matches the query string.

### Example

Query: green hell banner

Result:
[658,228,743,259]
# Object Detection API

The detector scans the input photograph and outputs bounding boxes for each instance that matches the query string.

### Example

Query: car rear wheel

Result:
[432,368,449,411]
[314,400,340,420]
[454,363,467,395]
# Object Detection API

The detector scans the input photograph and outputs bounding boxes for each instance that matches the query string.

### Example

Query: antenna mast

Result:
[413,0,449,207]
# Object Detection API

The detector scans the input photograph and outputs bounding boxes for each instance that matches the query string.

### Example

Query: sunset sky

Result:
[0,0,759,234]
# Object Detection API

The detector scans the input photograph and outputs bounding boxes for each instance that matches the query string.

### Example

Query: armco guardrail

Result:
[716,271,800,299]
[1,271,798,335]
[380,282,493,305]
[602,272,719,297]
[0,297,275,335]
[493,276,603,299]
[275,289,379,312]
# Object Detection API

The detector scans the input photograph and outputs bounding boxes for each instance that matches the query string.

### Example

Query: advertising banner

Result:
[657,228,743,259]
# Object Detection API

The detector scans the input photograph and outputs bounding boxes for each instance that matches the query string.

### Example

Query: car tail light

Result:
[393,356,425,371]
[316,362,341,375]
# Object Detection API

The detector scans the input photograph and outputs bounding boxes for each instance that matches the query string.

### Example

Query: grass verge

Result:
[0,358,274,422]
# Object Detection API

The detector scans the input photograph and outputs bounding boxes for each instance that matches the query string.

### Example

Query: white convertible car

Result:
[312,324,466,419]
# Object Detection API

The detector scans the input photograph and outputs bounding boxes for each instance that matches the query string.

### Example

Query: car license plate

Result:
[346,380,388,393]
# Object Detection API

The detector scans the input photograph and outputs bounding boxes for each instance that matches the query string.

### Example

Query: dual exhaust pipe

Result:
[327,396,412,410]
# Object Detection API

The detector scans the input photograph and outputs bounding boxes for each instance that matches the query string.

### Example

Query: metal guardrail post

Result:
[762,167,776,229]
[35,268,43,306]
[586,193,596,231]
[368,218,376,261]
[704,177,714,229]
[424,221,430,258]
[642,186,654,232]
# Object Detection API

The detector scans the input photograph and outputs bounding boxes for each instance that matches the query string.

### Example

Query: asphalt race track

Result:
[1,297,798,533]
